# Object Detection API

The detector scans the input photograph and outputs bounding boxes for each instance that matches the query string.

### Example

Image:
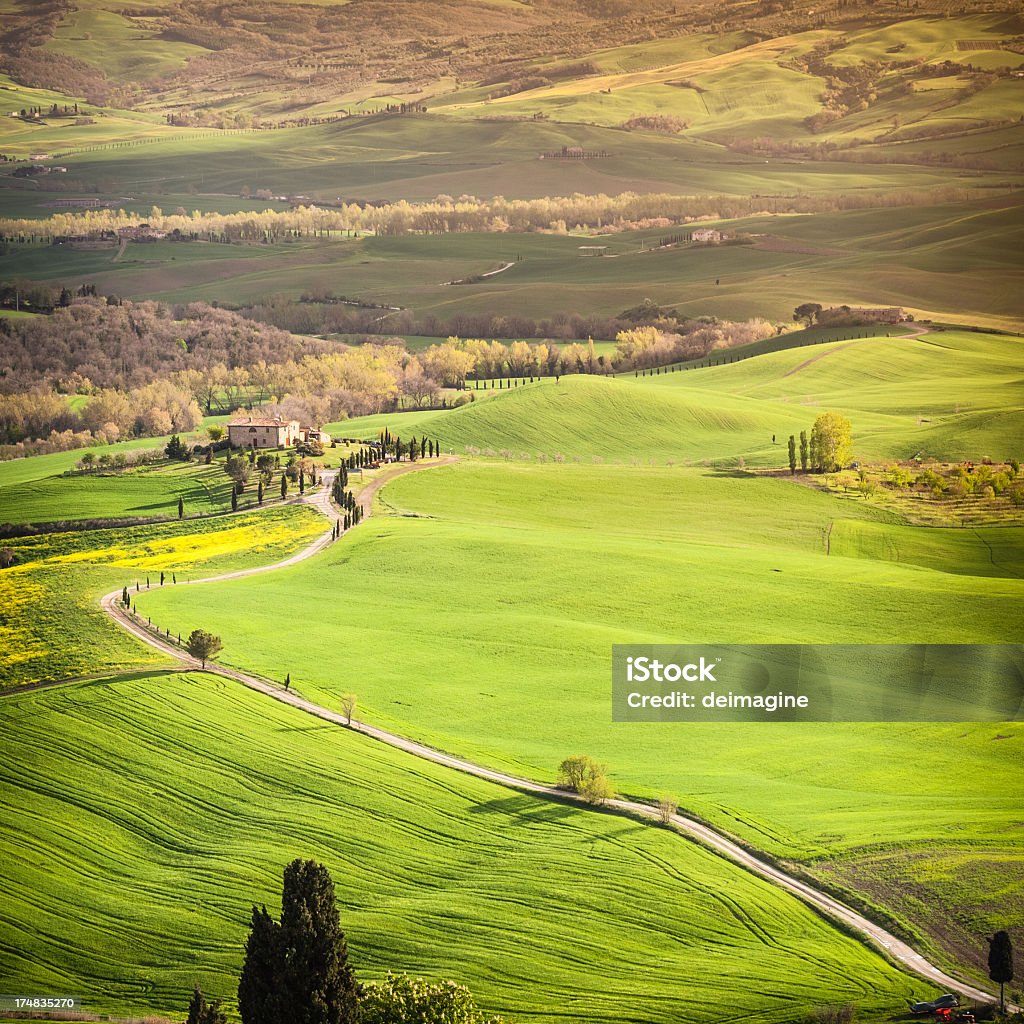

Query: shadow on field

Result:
[705,467,760,479]
[469,795,577,823]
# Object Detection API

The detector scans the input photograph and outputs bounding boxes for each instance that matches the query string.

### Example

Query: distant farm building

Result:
[691,228,723,243]
[117,223,166,241]
[228,416,301,449]
[300,426,332,445]
[578,245,608,256]
[50,197,103,209]
[848,307,909,324]
[539,145,611,160]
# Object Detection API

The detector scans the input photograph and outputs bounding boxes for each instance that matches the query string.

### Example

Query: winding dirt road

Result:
[99,458,1005,1008]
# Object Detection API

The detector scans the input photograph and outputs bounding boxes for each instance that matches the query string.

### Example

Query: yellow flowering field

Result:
[0,505,327,687]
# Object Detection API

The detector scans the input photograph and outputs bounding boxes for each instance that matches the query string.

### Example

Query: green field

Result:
[3,197,1020,329]
[131,330,1024,981]
[0,504,326,687]
[131,461,1024,979]
[0,674,921,1022]
[319,330,1024,467]
[0,460,234,525]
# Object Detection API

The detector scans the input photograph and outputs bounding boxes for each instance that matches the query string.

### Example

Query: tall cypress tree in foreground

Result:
[788,435,797,475]
[238,906,281,1023]
[238,859,358,1024]
[799,430,809,472]
[988,930,1014,1013]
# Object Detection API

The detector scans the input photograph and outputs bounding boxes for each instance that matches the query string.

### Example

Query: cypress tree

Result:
[258,480,264,505]
[300,469,305,494]
[788,435,797,475]
[988,930,1014,1013]
[239,861,358,1024]
[178,495,184,519]
[238,906,281,1024]
[280,859,358,1022]
[122,586,129,608]
[799,430,809,472]
[231,489,238,512]
[281,475,288,499]
[420,437,426,458]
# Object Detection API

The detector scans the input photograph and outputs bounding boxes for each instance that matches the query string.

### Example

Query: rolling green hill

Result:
[339,329,1023,466]
[132,329,1024,980]
[0,673,919,1022]
[133,457,1024,982]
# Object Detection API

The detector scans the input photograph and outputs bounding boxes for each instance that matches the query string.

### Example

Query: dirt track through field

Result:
[93,457,1007,1009]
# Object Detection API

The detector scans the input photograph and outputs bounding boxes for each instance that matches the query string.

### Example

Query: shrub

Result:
[361,972,505,1024]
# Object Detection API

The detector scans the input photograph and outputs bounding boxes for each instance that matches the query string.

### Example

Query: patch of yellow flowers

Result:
[15,513,327,574]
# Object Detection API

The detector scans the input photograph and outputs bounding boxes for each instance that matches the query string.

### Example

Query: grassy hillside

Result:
[0,460,234,525]
[0,504,326,687]
[353,329,1024,466]
[0,674,919,1023]
[134,458,1024,980]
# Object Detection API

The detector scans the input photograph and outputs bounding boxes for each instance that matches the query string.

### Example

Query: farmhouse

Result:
[691,228,723,243]
[848,307,909,324]
[228,415,301,449]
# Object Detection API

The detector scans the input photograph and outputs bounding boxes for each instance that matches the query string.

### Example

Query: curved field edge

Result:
[0,674,920,1023]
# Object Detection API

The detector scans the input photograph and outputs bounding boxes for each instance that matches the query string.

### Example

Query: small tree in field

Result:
[657,796,677,824]
[165,434,190,461]
[788,435,797,475]
[361,972,505,1024]
[988,930,1014,1013]
[207,425,226,443]
[225,455,250,490]
[340,693,357,725]
[558,755,613,805]
[810,412,853,472]
[186,629,223,668]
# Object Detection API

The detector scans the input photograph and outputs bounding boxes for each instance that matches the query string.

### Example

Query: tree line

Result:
[0,186,978,245]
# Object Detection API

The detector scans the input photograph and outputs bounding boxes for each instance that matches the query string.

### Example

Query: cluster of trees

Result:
[229,858,503,1024]
[614,319,776,369]
[896,460,1023,504]
[787,413,854,474]
[0,381,202,458]
[0,187,975,246]
[331,466,364,530]
[0,298,325,393]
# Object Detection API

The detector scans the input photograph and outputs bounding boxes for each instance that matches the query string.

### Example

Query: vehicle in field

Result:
[909,993,959,1014]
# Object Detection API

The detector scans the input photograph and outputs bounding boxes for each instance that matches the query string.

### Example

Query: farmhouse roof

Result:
[228,415,295,427]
